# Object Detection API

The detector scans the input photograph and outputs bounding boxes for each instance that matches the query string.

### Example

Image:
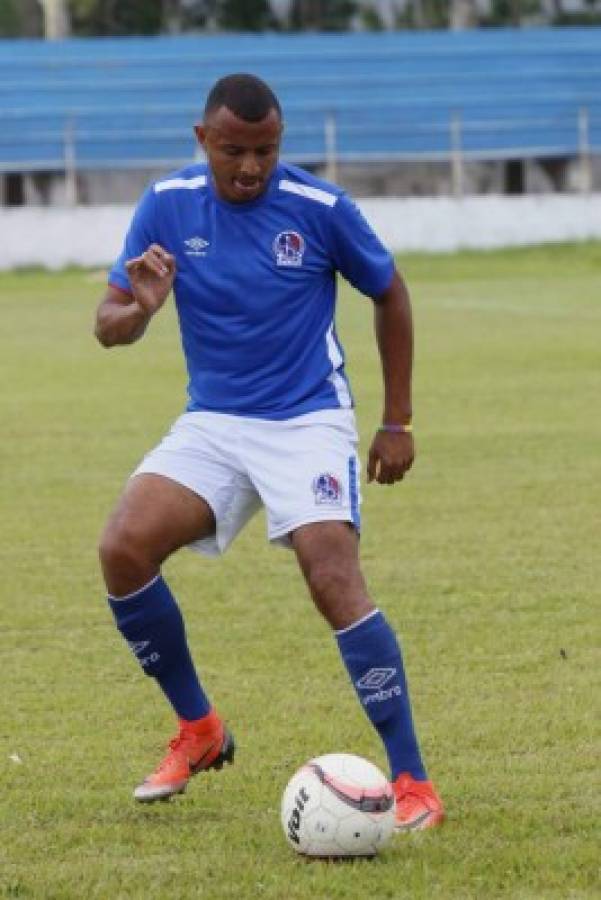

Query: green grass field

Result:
[1,244,600,899]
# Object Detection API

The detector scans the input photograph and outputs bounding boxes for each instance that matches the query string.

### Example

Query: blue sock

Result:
[108,574,211,721]
[335,609,427,781]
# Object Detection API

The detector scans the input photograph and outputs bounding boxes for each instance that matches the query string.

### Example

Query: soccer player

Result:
[95,73,444,831]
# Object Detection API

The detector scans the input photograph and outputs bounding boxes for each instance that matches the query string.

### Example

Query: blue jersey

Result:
[109,161,394,420]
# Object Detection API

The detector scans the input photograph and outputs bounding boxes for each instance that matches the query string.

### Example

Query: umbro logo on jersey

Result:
[184,236,210,256]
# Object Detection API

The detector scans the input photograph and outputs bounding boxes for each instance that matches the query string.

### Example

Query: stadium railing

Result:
[0,27,600,194]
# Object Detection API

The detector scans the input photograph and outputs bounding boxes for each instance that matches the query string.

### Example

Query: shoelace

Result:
[397,789,435,819]
[395,778,428,801]
[154,730,196,773]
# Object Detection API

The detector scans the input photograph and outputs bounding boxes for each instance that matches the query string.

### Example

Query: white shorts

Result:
[133,409,362,557]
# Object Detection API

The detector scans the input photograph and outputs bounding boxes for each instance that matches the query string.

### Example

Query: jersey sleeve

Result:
[107,186,158,293]
[329,194,394,299]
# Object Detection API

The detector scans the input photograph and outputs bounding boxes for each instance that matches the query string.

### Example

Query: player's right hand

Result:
[125,244,176,315]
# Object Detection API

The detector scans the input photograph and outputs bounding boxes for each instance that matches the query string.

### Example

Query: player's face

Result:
[195,106,282,204]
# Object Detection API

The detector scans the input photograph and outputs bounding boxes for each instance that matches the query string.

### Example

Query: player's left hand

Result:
[367,430,415,485]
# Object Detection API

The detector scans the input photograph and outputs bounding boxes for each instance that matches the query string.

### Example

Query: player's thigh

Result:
[132,411,261,557]
[291,519,364,588]
[103,472,216,561]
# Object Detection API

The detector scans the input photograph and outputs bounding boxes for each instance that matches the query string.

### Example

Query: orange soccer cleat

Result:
[393,772,445,832]
[134,710,235,802]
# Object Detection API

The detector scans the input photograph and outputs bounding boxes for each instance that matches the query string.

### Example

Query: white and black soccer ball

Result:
[281,753,395,858]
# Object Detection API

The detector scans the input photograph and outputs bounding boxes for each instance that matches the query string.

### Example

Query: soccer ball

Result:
[281,753,395,858]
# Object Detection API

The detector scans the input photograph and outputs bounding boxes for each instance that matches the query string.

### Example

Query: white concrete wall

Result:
[359,194,601,252]
[1,194,600,270]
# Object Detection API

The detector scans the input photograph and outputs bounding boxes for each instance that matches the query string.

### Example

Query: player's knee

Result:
[304,557,372,629]
[98,522,153,584]
[305,560,354,609]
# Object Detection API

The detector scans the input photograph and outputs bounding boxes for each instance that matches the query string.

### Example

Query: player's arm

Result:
[367,268,415,485]
[95,244,176,348]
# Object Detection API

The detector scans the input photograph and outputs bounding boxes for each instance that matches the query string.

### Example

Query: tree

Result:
[68,0,163,36]
[0,0,20,36]
[288,0,358,30]
[395,0,449,29]
[482,0,542,26]
[0,0,42,36]
[216,0,276,30]
[359,2,385,30]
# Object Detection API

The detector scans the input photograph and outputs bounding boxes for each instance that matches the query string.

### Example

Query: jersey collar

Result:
[206,165,281,212]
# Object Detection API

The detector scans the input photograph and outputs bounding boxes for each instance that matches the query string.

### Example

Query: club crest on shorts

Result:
[273,231,305,267]
[312,472,343,505]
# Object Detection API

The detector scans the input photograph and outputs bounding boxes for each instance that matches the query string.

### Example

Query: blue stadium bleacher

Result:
[0,27,600,172]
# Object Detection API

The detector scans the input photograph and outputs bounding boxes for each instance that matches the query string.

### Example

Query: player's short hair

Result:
[204,73,282,123]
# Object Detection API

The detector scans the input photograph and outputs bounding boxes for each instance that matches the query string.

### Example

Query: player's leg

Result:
[99,473,233,801]
[243,410,443,829]
[290,522,427,769]
[291,520,444,831]
[100,471,216,596]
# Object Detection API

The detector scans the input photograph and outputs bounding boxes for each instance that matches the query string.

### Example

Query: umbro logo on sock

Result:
[356,668,397,690]
[127,640,160,668]
[362,685,402,706]
[128,640,150,656]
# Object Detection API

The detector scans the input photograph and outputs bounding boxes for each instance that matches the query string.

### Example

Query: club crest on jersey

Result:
[312,472,343,506]
[273,230,305,267]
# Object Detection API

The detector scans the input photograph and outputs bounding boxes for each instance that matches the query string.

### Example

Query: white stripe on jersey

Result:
[154,175,208,193]
[328,371,352,408]
[325,323,352,408]
[326,322,343,368]
[278,179,338,207]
